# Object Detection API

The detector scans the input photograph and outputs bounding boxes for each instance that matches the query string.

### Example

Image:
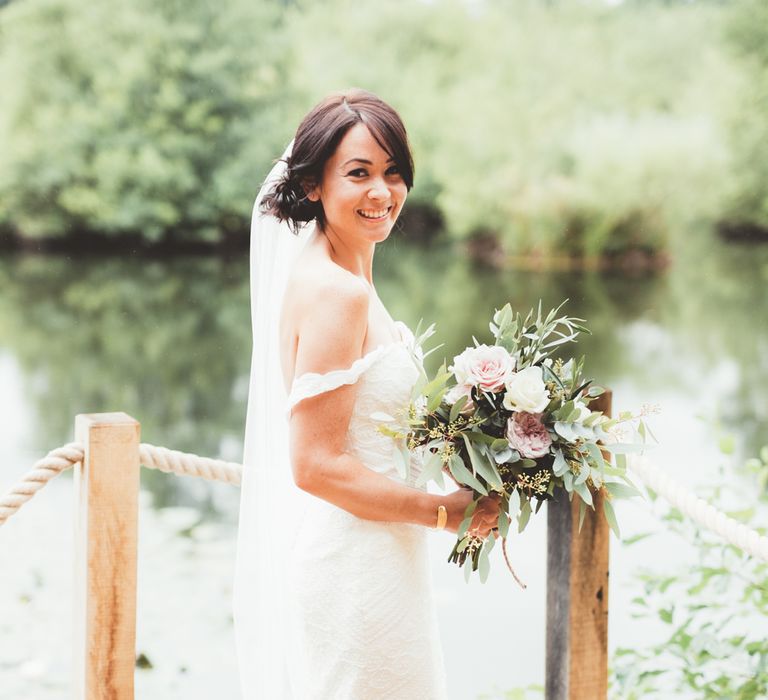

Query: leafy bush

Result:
[0,0,296,241]
[0,0,750,256]
[723,0,768,232]
[611,442,768,699]
[288,0,736,258]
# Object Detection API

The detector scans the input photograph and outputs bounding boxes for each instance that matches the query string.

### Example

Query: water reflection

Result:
[0,229,766,514]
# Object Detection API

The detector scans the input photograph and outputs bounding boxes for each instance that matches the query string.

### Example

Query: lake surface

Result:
[1,230,766,699]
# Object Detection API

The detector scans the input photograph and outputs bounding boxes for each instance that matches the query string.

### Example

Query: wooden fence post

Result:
[74,412,140,700]
[545,390,612,700]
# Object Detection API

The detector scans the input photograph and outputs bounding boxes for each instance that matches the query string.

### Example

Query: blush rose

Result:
[450,344,515,394]
[505,412,552,459]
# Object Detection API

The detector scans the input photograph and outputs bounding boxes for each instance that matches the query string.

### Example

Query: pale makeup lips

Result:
[356,205,394,221]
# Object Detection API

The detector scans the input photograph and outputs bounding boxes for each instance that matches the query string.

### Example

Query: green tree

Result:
[723,0,768,232]
[0,0,297,242]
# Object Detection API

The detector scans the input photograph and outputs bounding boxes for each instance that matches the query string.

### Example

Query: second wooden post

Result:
[545,390,612,700]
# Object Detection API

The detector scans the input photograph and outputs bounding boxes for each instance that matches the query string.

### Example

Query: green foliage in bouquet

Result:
[379,301,651,583]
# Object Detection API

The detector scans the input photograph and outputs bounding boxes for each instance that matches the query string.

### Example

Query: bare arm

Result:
[288,273,499,533]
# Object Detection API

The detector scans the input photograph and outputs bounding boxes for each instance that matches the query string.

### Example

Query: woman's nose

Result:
[367,178,389,200]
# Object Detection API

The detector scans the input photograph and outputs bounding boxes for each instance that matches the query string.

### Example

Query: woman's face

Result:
[307,122,408,244]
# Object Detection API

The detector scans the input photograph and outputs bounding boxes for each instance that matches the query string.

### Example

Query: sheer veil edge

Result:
[233,140,317,699]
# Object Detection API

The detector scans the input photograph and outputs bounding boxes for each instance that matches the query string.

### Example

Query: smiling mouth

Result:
[357,206,393,221]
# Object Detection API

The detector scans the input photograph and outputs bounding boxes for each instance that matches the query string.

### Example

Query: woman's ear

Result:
[302,178,320,202]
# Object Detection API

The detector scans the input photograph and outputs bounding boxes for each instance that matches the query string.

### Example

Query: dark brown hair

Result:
[260,88,415,234]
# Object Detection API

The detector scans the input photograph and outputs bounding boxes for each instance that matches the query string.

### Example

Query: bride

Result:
[234,88,501,700]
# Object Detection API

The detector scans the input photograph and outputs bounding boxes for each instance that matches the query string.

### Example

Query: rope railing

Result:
[0,442,84,526]
[2,440,767,564]
[138,443,242,486]
[0,442,242,527]
[3,410,767,700]
[628,454,768,562]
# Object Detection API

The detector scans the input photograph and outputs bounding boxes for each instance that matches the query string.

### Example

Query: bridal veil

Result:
[233,141,317,698]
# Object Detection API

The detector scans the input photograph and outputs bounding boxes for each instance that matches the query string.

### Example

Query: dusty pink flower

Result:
[506,412,552,459]
[450,344,515,394]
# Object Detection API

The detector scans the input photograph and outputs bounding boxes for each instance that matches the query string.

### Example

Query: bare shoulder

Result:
[284,247,370,379]
[288,250,369,325]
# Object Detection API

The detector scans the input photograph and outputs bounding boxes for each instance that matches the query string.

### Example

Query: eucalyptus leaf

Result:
[449,394,468,422]
[578,497,587,532]
[497,509,510,538]
[603,498,620,538]
[559,400,576,419]
[457,517,472,540]
[415,450,443,487]
[554,421,580,442]
[478,544,490,583]
[585,441,607,472]
[392,445,409,480]
[427,387,448,413]
[462,434,503,489]
[605,481,642,499]
[518,498,532,532]
[574,480,593,507]
[421,371,451,401]
[552,448,569,477]
[574,459,590,485]
[448,453,488,495]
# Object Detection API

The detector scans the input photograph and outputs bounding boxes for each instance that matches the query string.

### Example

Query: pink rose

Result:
[506,412,552,459]
[450,344,515,394]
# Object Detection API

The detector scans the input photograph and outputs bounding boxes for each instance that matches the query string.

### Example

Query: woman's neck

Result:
[317,228,375,286]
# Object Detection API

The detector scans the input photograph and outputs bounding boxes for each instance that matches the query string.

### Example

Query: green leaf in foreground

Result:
[603,498,620,538]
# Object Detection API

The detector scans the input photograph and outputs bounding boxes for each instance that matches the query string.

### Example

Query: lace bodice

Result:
[287,321,425,488]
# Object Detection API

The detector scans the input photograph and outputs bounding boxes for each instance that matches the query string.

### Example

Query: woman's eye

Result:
[386,166,401,176]
[347,168,367,177]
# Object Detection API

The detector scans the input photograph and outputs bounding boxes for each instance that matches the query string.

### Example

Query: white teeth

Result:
[358,207,391,219]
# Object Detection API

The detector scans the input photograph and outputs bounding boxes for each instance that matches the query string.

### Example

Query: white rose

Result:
[502,366,550,413]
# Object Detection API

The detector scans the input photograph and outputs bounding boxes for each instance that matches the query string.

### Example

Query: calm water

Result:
[1,230,766,698]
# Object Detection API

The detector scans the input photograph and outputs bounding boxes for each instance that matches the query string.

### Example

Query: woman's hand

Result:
[442,487,502,538]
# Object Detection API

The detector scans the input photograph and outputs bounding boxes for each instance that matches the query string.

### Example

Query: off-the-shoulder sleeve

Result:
[286,345,390,417]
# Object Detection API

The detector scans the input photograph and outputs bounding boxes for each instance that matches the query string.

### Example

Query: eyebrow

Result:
[341,157,395,167]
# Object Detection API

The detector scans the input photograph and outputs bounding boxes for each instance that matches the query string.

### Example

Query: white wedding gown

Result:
[281,320,449,700]
[234,141,447,699]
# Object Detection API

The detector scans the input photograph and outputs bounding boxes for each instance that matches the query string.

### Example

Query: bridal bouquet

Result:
[377,302,653,584]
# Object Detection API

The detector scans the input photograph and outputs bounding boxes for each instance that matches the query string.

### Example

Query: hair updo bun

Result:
[260,164,320,233]
[259,88,414,236]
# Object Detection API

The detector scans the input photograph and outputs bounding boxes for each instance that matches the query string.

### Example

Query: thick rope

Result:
[0,443,243,527]
[0,443,85,526]
[138,444,242,486]
[628,454,768,563]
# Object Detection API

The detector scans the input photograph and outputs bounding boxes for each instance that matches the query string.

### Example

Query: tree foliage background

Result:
[0,0,765,257]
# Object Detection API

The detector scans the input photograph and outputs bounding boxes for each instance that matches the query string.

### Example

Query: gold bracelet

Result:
[436,504,447,530]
